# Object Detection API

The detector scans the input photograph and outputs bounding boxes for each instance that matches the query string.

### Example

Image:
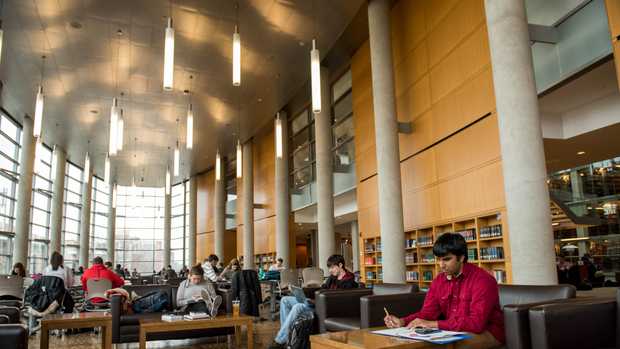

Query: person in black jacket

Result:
[268,255,357,349]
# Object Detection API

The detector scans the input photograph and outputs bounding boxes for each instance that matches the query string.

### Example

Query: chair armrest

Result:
[0,324,28,349]
[360,292,426,329]
[216,288,233,314]
[315,289,372,333]
[110,294,122,343]
[303,286,321,300]
[529,298,616,349]
[0,307,20,324]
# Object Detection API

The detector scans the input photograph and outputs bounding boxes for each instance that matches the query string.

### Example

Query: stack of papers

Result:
[372,327,470,344]
[183,312,210,320]
[161,314,184,322]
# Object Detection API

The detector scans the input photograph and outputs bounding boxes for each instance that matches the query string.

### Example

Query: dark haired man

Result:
[268,254,357,349]
[384,233,504,348]
[201,254,219,282]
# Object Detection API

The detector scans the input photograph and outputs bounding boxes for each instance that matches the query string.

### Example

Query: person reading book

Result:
[176,264,222,318]
[384,233,505,349]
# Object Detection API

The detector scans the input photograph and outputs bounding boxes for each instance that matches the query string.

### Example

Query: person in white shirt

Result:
[269,258,285,271]
[42,251,74,289]
[201,255,219,282]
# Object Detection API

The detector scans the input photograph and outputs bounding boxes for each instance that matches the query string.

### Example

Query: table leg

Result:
[40,323,49,349]
[102,324,112,349]
[235,325,240,348]
[247,320,254,349]
[270,281,276,320]
[139,327,146,349]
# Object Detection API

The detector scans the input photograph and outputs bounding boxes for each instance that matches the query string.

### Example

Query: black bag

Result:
[132,290,170,314]
[287,313,314,349]
[25,276,67,312]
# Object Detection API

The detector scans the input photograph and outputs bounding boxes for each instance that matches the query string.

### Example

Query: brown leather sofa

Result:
[500,284,577,349]
[110,284,234,344]
[527,288,618,349]
[315,283,422,333]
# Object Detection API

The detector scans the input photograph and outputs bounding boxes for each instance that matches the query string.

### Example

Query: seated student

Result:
[163,265,178,280]
[43,252,74,289]
[384,233,505,349]
[269,258,285,271]
[219,259,240,281]
[201,255,220,282]
[268,254,357,349]
[81,257,125,302]
[176,265,222,317]
[11,262,26,277]
[131,268,140,278]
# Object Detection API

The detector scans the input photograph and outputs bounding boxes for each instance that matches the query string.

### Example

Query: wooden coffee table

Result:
[139,314,254,349]
[311,328,472,349]
[40,312,112,349]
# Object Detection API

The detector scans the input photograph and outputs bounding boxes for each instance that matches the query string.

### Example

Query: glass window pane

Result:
[333,92,353,123]
[293,145,313,171]
[333,116,354,147]
[332,70,352,102]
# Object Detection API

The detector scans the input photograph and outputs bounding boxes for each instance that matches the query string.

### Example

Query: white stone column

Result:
[242,140,255,269]
[214,158,226,259]
[107,184,116,265]
[485,0,558,284]
[351,220,360,273]
[163,188,171,267]
[14,116,36,269]
[275,113,291,267]
[188,177,197,266]
[315,67,336,275]
[368,0,406,283]
[49,145,66,257]
[78,166,93,268]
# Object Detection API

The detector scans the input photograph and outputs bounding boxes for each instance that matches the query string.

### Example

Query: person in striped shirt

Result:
[201,254,220,282]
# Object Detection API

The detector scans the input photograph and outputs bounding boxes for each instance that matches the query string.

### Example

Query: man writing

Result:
[384,233,505,348]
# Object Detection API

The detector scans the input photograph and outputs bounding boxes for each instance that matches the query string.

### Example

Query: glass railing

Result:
[225,199,236,230]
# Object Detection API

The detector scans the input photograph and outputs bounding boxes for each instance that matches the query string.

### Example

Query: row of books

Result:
[406,239,417,248]
[405,252,417,264]
[422,271,433,281]
[406,271,419,281]
[421,252,435,263]
[418,236,434,246]
[456,228,476,241]
[366,271,383,280]
[490,269,506,284]
[467,248,478,261]
[480,224,502,238]
[480,246,504,260]
[364,242,383,252]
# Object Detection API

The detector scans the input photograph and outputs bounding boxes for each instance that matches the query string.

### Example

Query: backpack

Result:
[25,276,67,312]
[287,313,314,349]
[131,290,169,314]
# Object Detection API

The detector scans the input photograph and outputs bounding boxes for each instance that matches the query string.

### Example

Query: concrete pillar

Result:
[163,189,171,267]
[188,177,197,266]
[78,166,93,268]
[214,158,226,259]
[49,146,66,257]
[315,67,335,275]
[14,116,36,270]
[107,184,116,265]
[275,113,290,268]
[242,141,255,269]
[367,0,406,283]
[351,220,360,273]
[485,0,557,284]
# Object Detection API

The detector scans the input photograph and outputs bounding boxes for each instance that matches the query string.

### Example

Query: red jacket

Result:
[81,264,125,301]
[402,262,505,343]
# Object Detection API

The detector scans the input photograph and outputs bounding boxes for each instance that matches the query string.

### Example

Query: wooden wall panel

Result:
[357,175,380,238]
[196,170,215,234]
[402,187,440,230]
[615,41,620,91]
[424,0,460,34]
[400,148,437,192]
[352,41,377,182]
[254,217,275,255]
[391,0,427,67]
[606,0,620,39]
[253,129,275,220]
[394,42,429,97]
[196,232,214,263]
[223,230,237,263]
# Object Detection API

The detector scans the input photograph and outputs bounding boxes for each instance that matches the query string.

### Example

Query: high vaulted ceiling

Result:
[0,0,364,186]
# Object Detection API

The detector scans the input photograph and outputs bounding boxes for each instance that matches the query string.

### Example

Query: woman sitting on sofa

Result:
[176,264,222,317]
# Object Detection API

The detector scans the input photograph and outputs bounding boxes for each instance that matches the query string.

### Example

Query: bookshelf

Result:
[362,211,511,290]
[255,252,276,271]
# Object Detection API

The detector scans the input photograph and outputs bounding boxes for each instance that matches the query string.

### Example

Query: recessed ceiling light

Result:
[552,222,559,226]
[90,110,98,114]
[577,151,586,155]
[257,98,263,103]
[299,41,305,46]
[70,21,83,29]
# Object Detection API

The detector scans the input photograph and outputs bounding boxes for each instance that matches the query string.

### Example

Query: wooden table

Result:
[139,314,254,349]
[311,328,474,349]
[40,312,112,349]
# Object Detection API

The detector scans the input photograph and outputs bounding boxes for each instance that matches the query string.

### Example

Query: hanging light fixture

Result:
[236,140,242,178]
[33,56,46,138]
[163,16,175,91]
[173,141,180,176]
[0,21,4,66]
[186,103,193,150]
[104,153,111,184]
[233,25,241,86]
[310,39,321,114]
[84,152,90,174]
[165,167,171,195]
[109,98,119,156]
[275,112,283,159]
[112,183,117,208]
[215,150,221,181]
[117,109,124,152]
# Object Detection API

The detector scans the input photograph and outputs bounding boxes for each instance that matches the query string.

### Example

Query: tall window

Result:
[90,177,109,261]
[0,113,20,273]
[29,142,53,273]
[331,69,355,194]
[171,182,185,270]
[115,185,165,273]
[184,180,190,266]
[62,162,83,269]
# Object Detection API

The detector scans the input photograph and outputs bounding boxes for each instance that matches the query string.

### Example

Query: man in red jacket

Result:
[384,233,504,349]
[81,256,125,302]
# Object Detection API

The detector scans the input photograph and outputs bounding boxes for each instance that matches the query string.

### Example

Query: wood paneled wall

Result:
[353,0,505,237]
[605,0,620,89]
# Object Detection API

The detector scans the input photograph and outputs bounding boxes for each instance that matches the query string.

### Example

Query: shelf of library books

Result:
[255,252,276,270]
[363,237,383,285]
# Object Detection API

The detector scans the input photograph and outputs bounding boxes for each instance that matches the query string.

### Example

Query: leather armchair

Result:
[500,284,577,349]
[315,288,372,333]
[0,306,27,349]
[360,291,425,328]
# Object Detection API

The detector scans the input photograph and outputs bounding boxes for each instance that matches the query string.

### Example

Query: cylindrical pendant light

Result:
[186,104,193,150]
[163,17,175,91]
[104,153,111,184]
[165,167,171,195]
[109,98,119,156]
[112,183,117,208]
[173,141,180,176]
[117,110,124,152]
[275,112,283,159]
[310,39,321,114]
[84,152,90,175]
[236,140,242,178]
[33,86,44,138]
[233,26,241,86]
[215,150,221,181]
[0,22,4,66]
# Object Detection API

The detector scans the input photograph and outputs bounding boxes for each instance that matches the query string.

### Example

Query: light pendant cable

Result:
[163,2,175,91]
[310,0,321,113]
[33,55,46,138]
[232,2,241,86]
[104,153,111,183]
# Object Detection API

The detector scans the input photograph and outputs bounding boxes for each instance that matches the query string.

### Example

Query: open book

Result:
[372,327,470,344]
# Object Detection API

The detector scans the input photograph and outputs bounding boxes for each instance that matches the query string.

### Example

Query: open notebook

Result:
[372,327,471,345]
